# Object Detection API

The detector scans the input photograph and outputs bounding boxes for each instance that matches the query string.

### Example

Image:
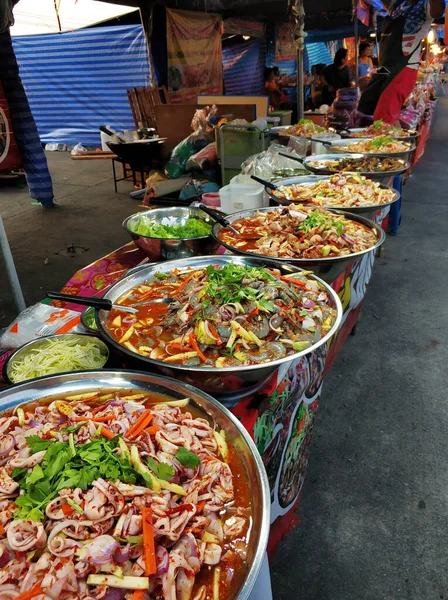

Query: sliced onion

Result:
[0,435,15,457]
[122,316,137,325]
[341,233,355,245]
[113,543,131,564]
[180,327,194,351]
[81,535,119,565]
[269,316,283,334]
[302,315,316,330]
[103,590,124,600]
[302,298,315,310]
[156,545,169,575]
[219,305,235,321]
[203,320,219,342]
[233,315,247,323]
[0,547,11,568]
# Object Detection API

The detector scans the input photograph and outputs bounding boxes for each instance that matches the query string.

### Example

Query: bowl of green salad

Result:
[123,206,222,261]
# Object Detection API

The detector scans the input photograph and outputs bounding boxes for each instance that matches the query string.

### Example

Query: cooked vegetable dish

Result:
[218,206,378,259]
[0,392,250,599]
[130,216,212,239]
[107,264,337,367]
[279,118,326,137]
[348,120,416,138]
[308,156,407,173]
[272,174,396,208]
[332,136,411,154]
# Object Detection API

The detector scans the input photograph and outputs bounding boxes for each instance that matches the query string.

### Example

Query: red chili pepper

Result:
[248,307,259,319]
[166,503,194,515]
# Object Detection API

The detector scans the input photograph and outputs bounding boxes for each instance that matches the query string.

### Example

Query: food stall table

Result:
[0,236,381,557]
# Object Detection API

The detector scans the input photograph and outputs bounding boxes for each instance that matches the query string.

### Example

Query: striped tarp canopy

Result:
[12,24,151,146]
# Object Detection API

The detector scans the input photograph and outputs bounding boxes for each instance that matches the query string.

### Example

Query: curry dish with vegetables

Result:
[218,206,378,260]
[107,264,338,367]
[0,392,250,600]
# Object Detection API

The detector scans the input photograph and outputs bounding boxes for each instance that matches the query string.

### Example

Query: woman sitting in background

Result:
[264,67,290,109]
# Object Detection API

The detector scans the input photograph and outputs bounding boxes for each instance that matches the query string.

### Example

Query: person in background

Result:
[0,0,55,207]
[264,67,290,109]
[310,63,326,109]
[322,48,354,105]
[358,42,375,77]
[358,0,445,124]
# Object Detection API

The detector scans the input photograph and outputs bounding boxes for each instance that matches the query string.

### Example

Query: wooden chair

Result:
[127,87,166,131]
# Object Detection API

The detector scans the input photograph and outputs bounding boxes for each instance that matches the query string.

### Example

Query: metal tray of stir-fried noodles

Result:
[0,370,270,600]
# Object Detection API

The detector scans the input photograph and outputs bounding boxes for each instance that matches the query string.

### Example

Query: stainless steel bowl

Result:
[211,207,385,283]
[123,207,222,262]
[94,255,342,396]
[323,137,415,159]
[0,370,270,600]
[4,333,109,385]
[341,127,420,143]
[302,153,410,180]
[266,174,400,220]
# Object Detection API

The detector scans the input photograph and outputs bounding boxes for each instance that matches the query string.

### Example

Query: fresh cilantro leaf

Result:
[155,272,170,279]
[299,310,309,317]
[26,435,54,453]
[147,457,175,481]
[27,464,44,485]
[12,467,28,480]
[258,298,275,313]
[175,447,200,468]
[61,422,86,434]
[43,444,73,479]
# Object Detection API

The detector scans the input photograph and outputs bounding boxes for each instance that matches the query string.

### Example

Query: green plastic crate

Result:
[270,110,293,126]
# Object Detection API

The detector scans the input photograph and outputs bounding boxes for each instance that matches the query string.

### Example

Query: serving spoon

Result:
[46,292,139,314]
[198,204,239,235]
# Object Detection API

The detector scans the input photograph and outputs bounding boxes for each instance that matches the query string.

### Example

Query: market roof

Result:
[95,0,355,30]
[11,0,138,36]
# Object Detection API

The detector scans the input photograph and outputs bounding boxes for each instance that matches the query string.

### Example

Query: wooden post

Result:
[139,5,157,88]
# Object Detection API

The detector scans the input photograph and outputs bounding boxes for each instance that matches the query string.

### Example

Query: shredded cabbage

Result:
[9,337,108,383]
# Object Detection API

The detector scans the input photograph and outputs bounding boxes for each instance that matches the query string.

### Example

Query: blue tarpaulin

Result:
[12,25,151,146]
[223,38,265,95]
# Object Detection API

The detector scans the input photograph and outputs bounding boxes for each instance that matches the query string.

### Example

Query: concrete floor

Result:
[1,99,447,599]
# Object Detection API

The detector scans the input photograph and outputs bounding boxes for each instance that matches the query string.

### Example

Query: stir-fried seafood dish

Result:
[308,156,407,174]
[0,392,250,599]
[218,206,378,259]
[278,119,326,137]
[332,136,411,154]
[272,174,396,208]
[107,264,337,366]
[347,120,416,139]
